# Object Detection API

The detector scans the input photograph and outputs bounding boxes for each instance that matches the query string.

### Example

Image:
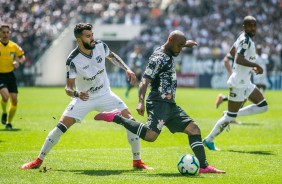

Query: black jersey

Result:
[143,47,177,103]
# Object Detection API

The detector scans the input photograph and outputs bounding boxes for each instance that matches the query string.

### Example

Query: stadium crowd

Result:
[0,0,281,86]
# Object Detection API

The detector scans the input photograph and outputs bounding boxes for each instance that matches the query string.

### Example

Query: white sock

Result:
[126,129,141,160]
[237,100,268,116]
[38,127,64,160]
[205,114,235,142]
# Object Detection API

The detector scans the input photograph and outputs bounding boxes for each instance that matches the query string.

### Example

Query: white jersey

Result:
[227,32,256,88]
[66,40,111,98]
[253,53,269,86]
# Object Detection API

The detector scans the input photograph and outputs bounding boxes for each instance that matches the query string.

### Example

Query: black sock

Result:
[114,116,148,139]
[189,135,208,168]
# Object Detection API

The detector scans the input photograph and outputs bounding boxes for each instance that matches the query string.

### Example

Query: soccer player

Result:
[125,45,145,98]
[216,44,269,109]
[253,44,269,93]
[21,23,152,170]
[203,16,268,151]
[95,30,225,173]
[0,24,26,130]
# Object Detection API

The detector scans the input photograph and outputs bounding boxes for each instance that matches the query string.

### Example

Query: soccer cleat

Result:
[1,113,7,125]
[5,123,12,130]
[94,110,121,122]
[133,160,153,170]
[215,94,225,108]
[199,165,226,174]
[203,139,220,151]
[21,157,43,170]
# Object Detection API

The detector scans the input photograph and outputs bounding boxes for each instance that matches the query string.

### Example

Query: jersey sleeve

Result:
[66,60,76,79]
[96,40,110,56]
[14,44,24,57]
[143,55,163,80]
[237,36,250,56]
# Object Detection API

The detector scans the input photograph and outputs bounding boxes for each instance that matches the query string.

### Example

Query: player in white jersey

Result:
[216,45,269,108]
[203,16,268,151]
[253,45,269,93]
[22,23,152,170]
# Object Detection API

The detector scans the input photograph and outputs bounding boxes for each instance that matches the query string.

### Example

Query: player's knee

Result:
[144,136,157,142]
[185,122,201,135]
[2,96,9,102]
[143,130,158,142]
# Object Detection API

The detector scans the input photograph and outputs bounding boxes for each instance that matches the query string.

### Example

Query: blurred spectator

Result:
[253,45,270,93]
[1,0,281,86]
[125,45,146,98]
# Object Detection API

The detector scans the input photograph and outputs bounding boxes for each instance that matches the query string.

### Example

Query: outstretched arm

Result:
[106,51,136,84]
[184,40,198,48]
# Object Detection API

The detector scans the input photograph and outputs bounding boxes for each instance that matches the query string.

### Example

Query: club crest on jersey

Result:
[96,55,102,63]
[10,52,15,58]
[242,43,248,49]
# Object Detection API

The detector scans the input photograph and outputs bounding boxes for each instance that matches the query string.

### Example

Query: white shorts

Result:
[62,91,128,123]
[228,83,256,102]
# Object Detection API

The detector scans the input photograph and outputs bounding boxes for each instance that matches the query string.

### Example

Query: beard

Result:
[83,41,95,50]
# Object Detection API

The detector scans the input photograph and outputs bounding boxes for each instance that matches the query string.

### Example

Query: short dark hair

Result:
[243,16,256,26]
[74,23,93,38]
[0,24,11,31]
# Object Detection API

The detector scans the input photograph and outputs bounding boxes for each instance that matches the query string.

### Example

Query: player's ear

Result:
[76,37,82,44]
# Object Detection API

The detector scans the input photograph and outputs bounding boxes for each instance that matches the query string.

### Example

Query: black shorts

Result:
[146,100,194,134]
[0,72,18,93]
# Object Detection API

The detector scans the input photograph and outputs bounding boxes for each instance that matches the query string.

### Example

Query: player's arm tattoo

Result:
[138,77,150,104]
[106,51,130,71]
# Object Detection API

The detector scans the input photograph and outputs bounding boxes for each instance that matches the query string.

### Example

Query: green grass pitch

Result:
[0,87,281,184]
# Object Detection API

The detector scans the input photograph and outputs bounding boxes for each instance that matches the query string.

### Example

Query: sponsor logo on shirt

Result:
[82,65,89,70]
[87,84,103,93]
[83,69,104,81]
[249,56,255,61]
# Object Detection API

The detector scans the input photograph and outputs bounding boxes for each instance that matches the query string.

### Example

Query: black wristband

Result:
[73,91,79,97]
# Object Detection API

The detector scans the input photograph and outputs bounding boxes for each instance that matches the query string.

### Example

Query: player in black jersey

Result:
[95,30,225,174]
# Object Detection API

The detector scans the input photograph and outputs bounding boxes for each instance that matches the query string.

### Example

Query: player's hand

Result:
[253,65,263,74]
[126,69,136,85]
[13,61,20,69]
[185,40,198,48]
[136,102,145,116]
[78,91,89,101]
